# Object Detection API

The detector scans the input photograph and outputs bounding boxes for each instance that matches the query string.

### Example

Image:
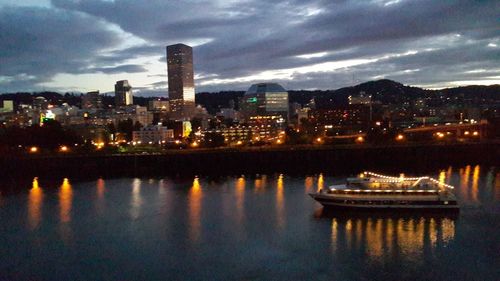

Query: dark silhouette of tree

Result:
[285,126,310,144]
[190,117,202,130]
[0,120,82,151]
[202,132,225,148]
[117,119,134,141]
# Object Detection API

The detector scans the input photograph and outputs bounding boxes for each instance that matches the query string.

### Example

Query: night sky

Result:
[0,0,498,95]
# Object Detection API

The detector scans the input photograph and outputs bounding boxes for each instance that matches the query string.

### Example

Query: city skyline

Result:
[0,0,499,95]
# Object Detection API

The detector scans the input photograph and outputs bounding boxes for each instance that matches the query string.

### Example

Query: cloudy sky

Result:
[0,0,498,96]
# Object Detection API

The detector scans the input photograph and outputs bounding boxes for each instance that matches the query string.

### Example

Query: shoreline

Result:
[1,142,498,184]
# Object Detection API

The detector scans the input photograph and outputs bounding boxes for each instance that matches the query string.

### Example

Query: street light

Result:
[29,146,38,153]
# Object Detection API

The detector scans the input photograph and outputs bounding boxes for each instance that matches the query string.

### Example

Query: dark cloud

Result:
[89,64,147,74]
[1,0,499,93]
[0,5,122,91]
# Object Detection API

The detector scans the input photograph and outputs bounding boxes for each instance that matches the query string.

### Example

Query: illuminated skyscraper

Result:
[167,43,195,120]
[115,80,133,107]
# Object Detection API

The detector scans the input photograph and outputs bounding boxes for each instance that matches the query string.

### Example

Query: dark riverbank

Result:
[1,142,498,184]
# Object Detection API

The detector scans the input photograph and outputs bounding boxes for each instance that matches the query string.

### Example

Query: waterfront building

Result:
[201,124,282,145]
[309,105,371,134]
[132,125,174,144]
[115,80,133,107]
[167,43,195,120]
[112,105,154,127]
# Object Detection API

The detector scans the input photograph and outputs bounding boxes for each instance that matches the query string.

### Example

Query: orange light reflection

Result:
[276,174,285,229]
[28,177,43,230]
[189,177,202,243]
[59,178,72,223]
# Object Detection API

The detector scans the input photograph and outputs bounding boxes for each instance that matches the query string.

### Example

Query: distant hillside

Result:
[1,80,498,112]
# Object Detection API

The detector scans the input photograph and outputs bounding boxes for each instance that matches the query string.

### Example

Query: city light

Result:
[276,139,282,144]
[191,141,199,147]
[473,131,479,136]
[356,136,364,143]
[29,146,38,153]
[396,134,404,141]
[59,145,69,152]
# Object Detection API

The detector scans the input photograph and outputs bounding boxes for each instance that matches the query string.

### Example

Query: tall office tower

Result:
[115,80,133,107]
[82,91,103,109]
[167,43,195,120]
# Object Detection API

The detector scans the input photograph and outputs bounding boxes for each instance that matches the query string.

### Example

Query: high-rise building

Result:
[167,43,195,120]
[82,91,103,109]
[115,80,133,107]
[240,83,289,122]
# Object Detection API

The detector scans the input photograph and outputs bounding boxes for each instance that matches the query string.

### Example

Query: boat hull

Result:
[309,193,459,211]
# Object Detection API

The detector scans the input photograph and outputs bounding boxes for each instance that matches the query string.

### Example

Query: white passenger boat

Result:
[309,171,459,210]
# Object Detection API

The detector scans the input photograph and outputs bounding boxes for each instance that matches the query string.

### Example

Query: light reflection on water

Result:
[58,178,73,244]
[5,165,500,280]
[59,178,72,223]
[304,176,314,192]
[276,174,285,229]
[235,176,245,224]
[28,178,43,230]
[326,213,455,264]
[95,178,105,215]
[188,177,202,243]
[317,173,324,192]
[130,178,142,220]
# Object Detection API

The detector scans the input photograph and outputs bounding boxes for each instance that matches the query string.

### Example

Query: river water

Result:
[0,165,499,280]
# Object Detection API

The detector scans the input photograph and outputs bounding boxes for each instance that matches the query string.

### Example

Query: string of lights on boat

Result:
[354,171,455,189]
